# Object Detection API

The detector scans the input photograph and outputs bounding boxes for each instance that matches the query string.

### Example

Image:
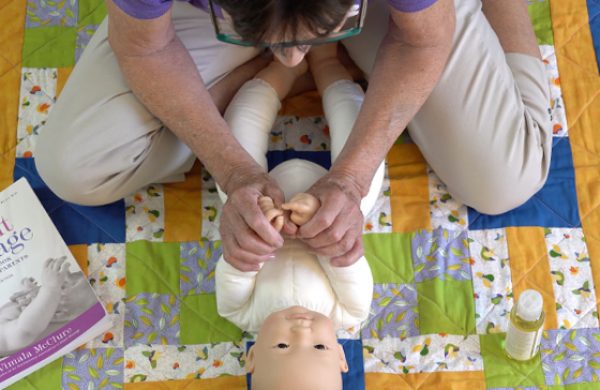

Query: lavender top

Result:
[112,0,438,20]
[388,0,437,12]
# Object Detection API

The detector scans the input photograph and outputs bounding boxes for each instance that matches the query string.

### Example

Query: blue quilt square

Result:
[587,0,600,74]
[468,138,581,229]
[267,150,331,171]
[13,158,125,244]
[246,338,365,390]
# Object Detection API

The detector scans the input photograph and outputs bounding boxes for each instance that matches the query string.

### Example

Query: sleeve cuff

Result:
[388,0,438,13]
[111,0,173,19]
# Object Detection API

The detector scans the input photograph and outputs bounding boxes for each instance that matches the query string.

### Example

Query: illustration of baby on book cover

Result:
[0,178,111,389]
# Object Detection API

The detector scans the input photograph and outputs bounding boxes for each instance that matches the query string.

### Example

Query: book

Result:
[0,178,112,389]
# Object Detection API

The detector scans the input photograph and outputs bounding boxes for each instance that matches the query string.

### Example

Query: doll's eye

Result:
[276,343,289,349]
[314,344,327,350]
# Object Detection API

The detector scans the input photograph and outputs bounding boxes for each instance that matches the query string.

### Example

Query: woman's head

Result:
[215,0,354,66]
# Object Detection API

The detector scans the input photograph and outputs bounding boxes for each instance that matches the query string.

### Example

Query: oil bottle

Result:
[505,289,545,361]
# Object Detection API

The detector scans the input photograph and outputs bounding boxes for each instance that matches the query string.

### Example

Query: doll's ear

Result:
[337,344,349,373]
[245,345,256,374]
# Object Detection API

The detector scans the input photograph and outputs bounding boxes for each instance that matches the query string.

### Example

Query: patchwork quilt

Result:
[1,0,600,388]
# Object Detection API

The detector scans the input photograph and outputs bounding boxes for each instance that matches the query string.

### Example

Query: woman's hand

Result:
[219,167,296,271]
[298,171,365,267]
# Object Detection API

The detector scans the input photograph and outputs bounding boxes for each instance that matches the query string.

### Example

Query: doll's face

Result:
[248,306,348,390]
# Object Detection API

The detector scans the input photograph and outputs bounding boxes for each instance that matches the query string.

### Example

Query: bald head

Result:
[251,354,343,390]
[247,307,348,390]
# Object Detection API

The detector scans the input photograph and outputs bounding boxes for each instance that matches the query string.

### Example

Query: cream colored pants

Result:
[36,0,551,214]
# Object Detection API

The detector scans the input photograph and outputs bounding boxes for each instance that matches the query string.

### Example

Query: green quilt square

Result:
[528,0,554,45]
[78,0,107,26]
[180,294,243,344]
[480,333,545,388]
[416,278,476,335]
[548,385,600,390]
[126,240,181,296]
[364,232,414,284]
[7,357,63,389]
[22,26,77,68]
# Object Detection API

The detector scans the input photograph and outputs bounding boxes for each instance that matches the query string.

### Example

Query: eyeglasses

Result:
[207,0,366,49]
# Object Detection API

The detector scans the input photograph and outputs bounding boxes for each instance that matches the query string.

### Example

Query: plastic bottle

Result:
[504,289,545,361]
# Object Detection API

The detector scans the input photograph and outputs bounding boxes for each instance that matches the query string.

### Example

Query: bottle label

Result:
[505,322,542,361]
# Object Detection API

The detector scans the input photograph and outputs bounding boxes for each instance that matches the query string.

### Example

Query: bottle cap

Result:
[516,289,543,322]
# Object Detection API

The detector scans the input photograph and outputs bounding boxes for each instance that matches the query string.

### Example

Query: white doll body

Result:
[215,46,381,334]
[216,237,373,332]
[216,159,373,332]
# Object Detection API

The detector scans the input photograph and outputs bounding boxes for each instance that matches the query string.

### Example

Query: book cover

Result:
[0,178,111,389]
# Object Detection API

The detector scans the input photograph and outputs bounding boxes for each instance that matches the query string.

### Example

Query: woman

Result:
[35,0,551,273]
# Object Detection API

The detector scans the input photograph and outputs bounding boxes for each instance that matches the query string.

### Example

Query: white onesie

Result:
[215,78,382,332]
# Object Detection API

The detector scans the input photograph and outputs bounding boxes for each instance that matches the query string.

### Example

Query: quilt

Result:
[1,0,599,388]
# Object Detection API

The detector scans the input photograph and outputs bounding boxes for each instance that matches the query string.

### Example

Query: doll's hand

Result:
[281,193,320,226]
[258,196,285,232]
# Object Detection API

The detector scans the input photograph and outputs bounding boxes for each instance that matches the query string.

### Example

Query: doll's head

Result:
[247,306,348,390]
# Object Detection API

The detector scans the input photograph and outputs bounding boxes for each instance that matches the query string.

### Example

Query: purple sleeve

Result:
[387,0,438,12]
[112,0,173,19]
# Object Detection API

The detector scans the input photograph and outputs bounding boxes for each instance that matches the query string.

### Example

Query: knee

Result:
[465,172,548,215]
[35,138,107,206]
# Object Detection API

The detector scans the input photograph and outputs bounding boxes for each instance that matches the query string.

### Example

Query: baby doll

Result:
[218,190,373,389]
[215,43,384,389]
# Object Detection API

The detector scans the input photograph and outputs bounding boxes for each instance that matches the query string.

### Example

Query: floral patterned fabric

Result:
[6,0,600,388]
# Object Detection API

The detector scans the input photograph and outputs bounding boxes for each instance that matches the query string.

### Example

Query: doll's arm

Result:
[318,256,374,327]
[215,255,259,330]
